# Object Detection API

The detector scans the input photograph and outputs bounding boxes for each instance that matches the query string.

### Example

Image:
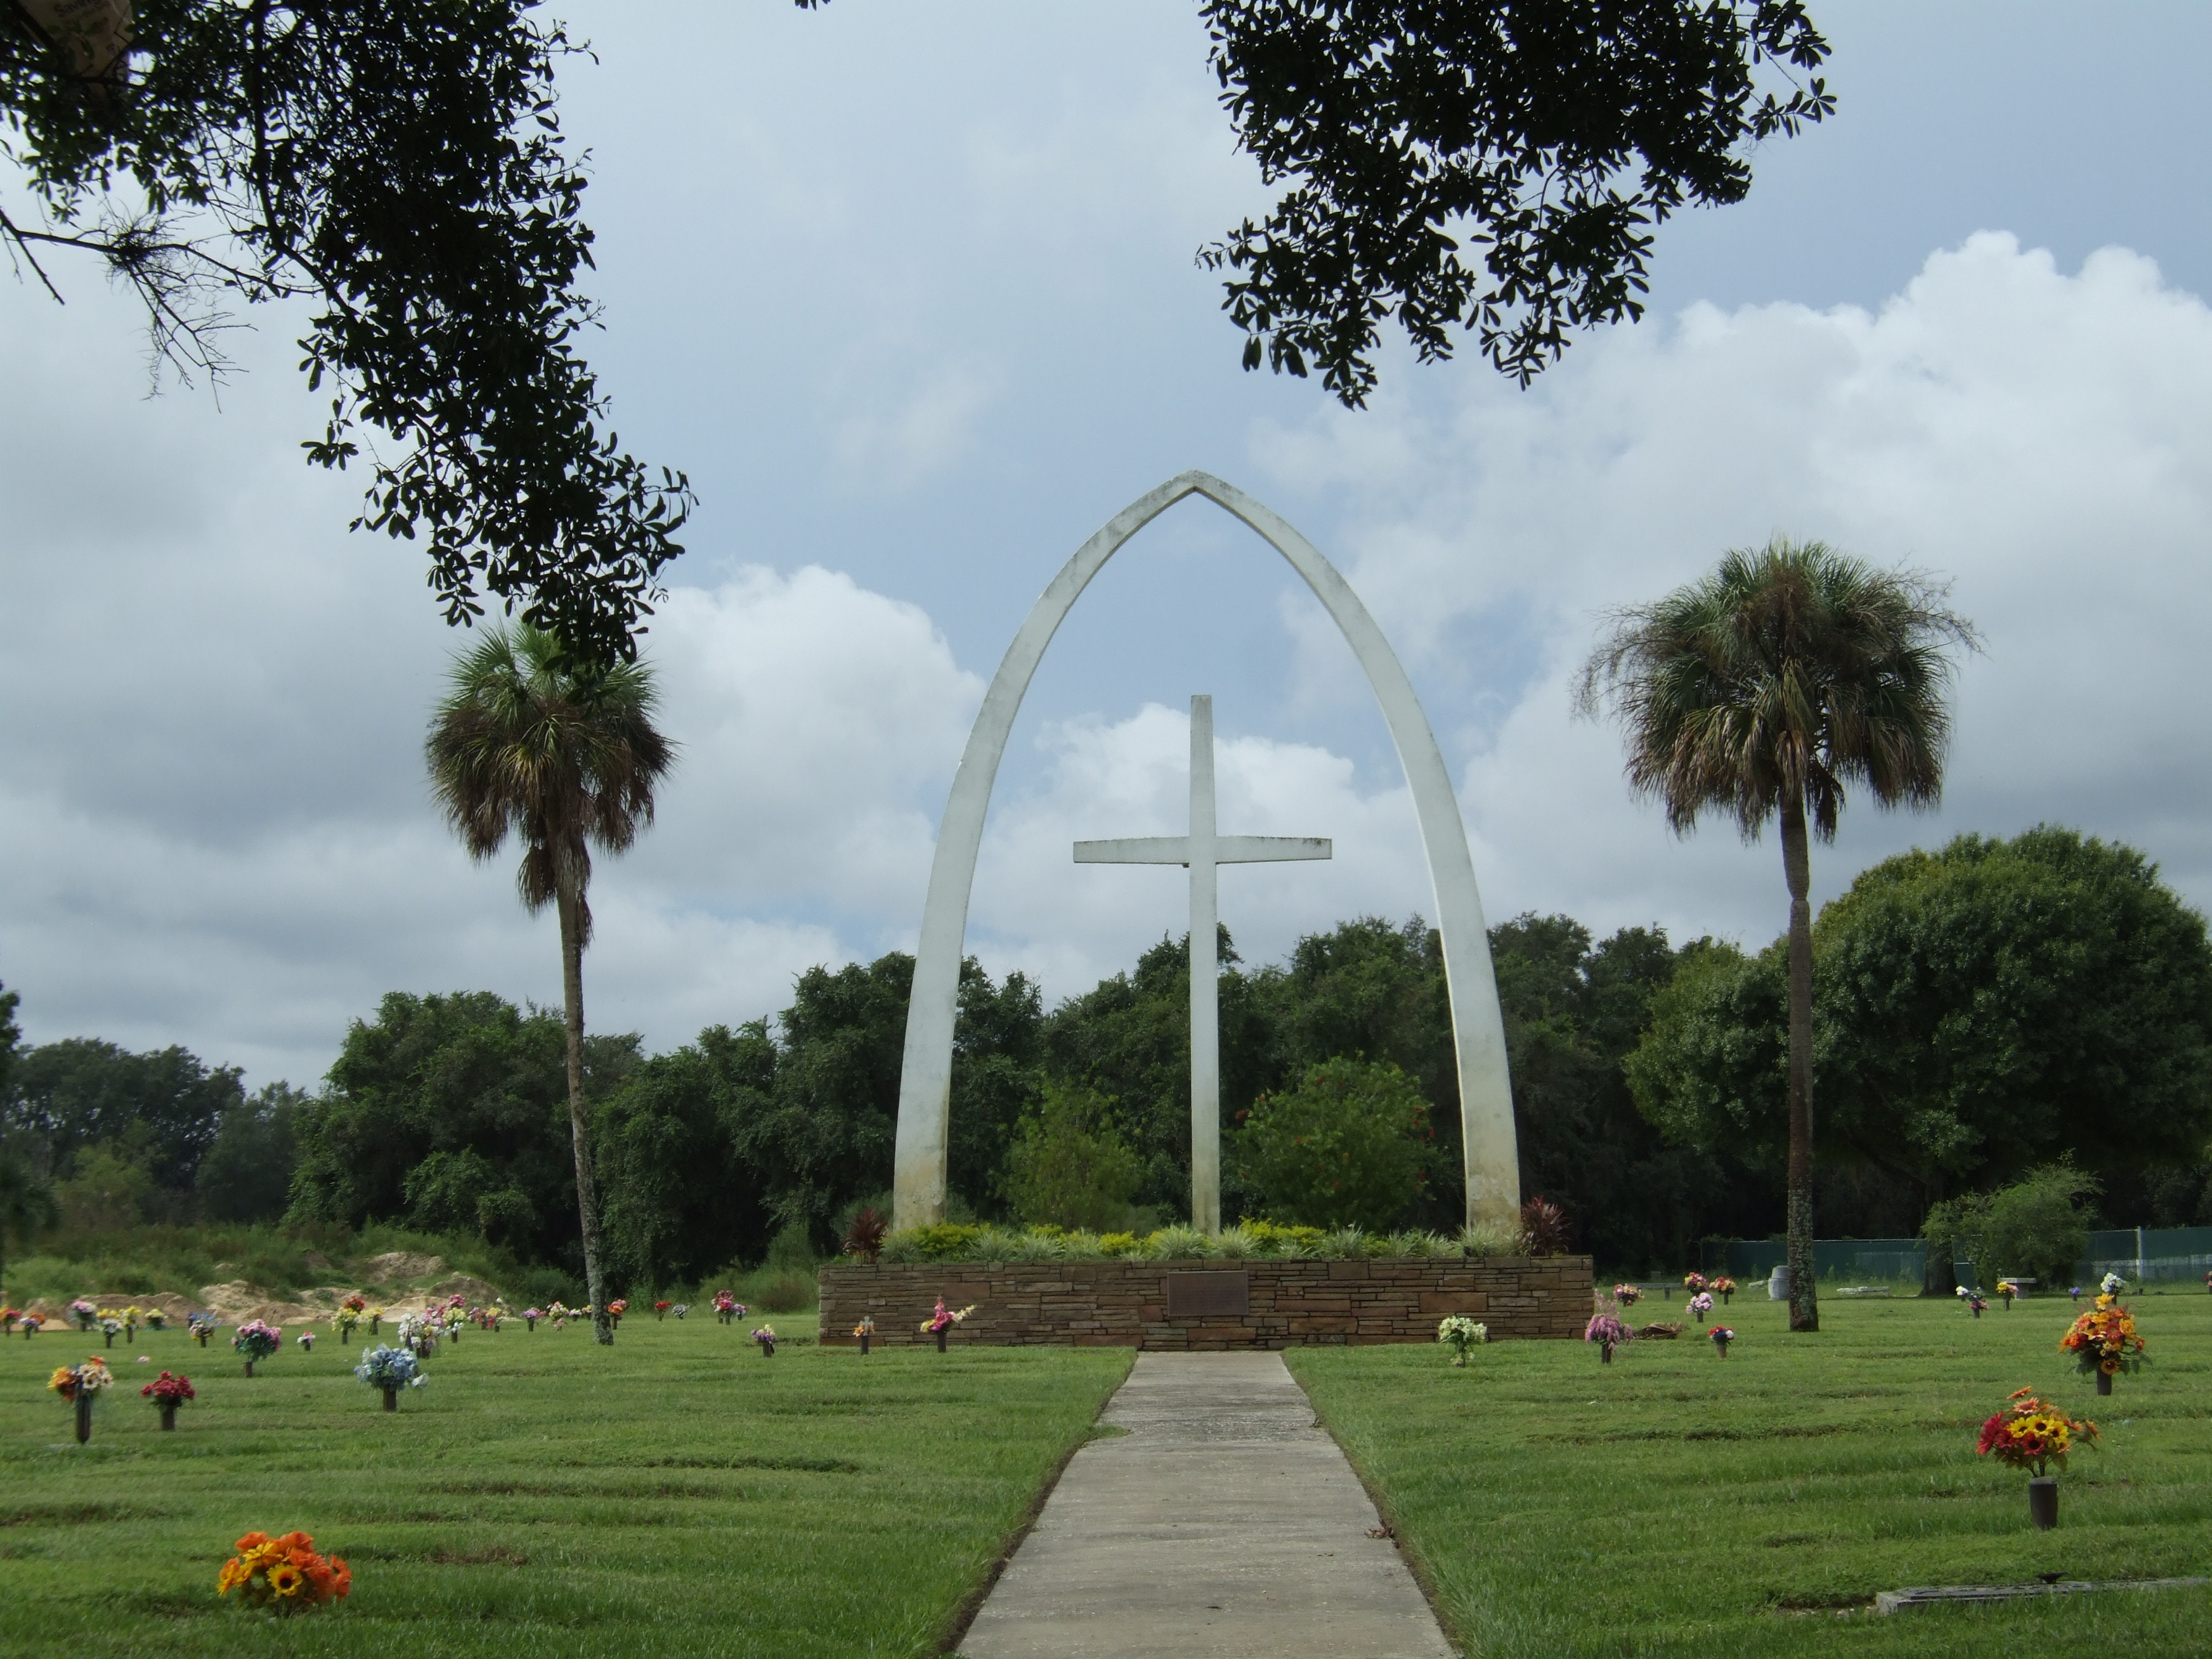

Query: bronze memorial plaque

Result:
[1165,1270,1251,1319]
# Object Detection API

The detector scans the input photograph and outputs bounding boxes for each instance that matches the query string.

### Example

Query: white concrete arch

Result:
[892,472,1520,1232]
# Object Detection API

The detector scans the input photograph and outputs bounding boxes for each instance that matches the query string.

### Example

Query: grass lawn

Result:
[1289,1287,2212,1658]
[0,1310,1132,1658]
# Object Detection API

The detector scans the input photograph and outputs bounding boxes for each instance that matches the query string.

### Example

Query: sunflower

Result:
[268,1563,306,1598]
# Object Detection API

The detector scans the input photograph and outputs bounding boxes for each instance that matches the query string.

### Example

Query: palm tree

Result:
[1577,538,1976,1332]
[427,625,673,1344]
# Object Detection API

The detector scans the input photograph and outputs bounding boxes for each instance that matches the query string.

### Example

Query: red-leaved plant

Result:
[843,1206,890,1263]
[1520,1196,1573,1257]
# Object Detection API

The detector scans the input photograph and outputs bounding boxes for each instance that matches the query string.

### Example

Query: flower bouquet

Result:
[1612,1284,1642,1306]
[2061,1294,2147,1395]
[1585,1306,1632,1364]
[98,1315,122,1348]
[233,1320,281,1376]
[1995,1277,2020,1309]
[2100,1271,2128,1297]
[69,1299,98,1331]
[1710,1275,1737,1305]
[713,1290,741,1325]
[49,1355,113,1441]
[118,1306,141,1340]
[395,1313,437,1356]
[142,1370,195,1429]
[920,1298,975,1352]
[335,1296,365,1341]
[1957,1287,1988,1318]
[1686,1292,1715,1322]
[1978,1388,2097,1529]
[355,1344,426,1410]
[853,1315,875,1354]
[523,1306,544,1332]
[145,1308,167,1331]
[608,1298,628,1327]
[1682,1272,1707,1294]
[1708,1325,1736,1357]
[654,1300,672,1321]
[1436,1315,1488,1367]
[20,1313,43,1338]
[189,1312,219,1348]
[751,1324,777,1357]
[671,1303,689,1320]
[296,1331,316,1353]
[218,1530,351,1612]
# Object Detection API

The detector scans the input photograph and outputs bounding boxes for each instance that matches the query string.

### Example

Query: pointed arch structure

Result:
[892,472,1520,1232]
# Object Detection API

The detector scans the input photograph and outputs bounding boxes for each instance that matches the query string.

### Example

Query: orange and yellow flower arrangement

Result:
[2060,1291,2147,1379]
[217,1530,351,1613]
[1976,1388,2097,1477]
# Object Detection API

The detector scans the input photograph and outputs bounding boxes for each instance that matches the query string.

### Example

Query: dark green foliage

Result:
[731,956,911,1248]
[0,981,18,1098]
[1,1,691,665]
[594,1022,776,1293]
[193,1082,304,1223]
[1631,828,2212,1228]
[1488,916,1756,1268]
[1002,1082,1144,1232]
[1197,0,1833,399]
[1045,931,1259,1218]
[1235,1058,1433,1230]
[285,991,638,1272]
[3,1035,243,1194]
[949,963,1046,1220]
[1814,827,2212,1202]
[592,956,1039,1292]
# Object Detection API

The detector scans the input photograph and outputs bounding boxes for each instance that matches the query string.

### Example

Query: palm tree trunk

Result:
[1779,790,1820,1334]
[558,876,614,1346]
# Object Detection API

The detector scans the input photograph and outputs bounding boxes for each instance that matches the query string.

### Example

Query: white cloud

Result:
[1254,233,2212,945]
[964,702,1434,994]
[0,271,983,1084]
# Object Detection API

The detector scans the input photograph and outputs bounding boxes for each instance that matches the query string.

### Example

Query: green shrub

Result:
[1001,1083,1144,1233]
[1923,1162,2101,1289]
[739,1267,818,1313]
[879,1223,986,1263]
[1235,1059,1435,1232]
[1979,1163,2100,1287]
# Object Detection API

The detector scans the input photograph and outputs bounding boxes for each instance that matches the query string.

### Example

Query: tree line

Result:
[5,823,2206,1289]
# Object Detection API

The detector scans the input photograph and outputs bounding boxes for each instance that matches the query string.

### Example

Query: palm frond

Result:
[1578,537,1978,842]
[426,621,677,927]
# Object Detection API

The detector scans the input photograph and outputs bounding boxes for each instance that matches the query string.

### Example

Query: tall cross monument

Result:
[1074,694,1330,1233]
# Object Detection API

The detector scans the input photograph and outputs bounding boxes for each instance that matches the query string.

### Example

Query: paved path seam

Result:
[956,1350,1456,1658]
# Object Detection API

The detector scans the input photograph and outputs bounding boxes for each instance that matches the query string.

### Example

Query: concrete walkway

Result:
[956,1351,1456,1659]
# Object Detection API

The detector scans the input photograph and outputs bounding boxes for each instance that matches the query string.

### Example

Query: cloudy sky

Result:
[6,2,2211,1090]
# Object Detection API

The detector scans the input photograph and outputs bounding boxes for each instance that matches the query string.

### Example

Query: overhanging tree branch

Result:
[2,0,693,667]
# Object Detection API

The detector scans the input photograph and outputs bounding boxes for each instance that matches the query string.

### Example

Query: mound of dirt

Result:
[354,1251,447,1286]
[422,1274,503,1308]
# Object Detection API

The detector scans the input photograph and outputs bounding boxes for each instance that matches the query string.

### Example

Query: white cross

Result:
[1074,695,1330,1233]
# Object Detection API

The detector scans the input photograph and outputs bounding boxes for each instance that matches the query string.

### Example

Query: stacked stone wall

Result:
[817,1256,1592,1348]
